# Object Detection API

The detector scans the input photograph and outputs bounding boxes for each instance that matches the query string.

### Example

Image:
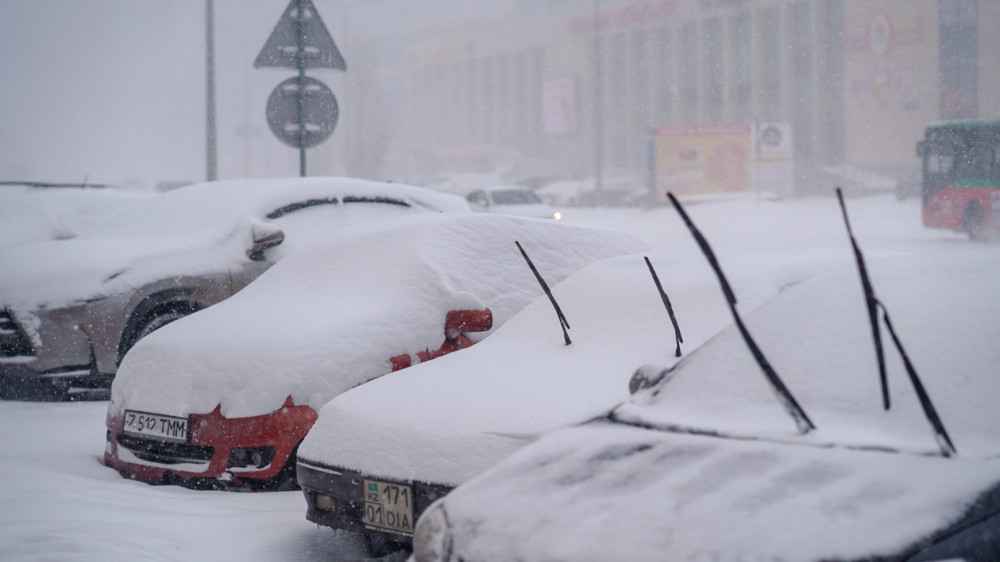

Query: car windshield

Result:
[489,189,541,205]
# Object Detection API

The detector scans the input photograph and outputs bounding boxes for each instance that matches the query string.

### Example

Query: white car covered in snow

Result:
[104,213,645,491]
[0,177,467,400]
[410,217,1000,561]
[295,241,850,555]
[464,186,562,220]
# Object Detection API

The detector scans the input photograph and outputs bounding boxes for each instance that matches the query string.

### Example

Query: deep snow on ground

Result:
[0,193,974,560]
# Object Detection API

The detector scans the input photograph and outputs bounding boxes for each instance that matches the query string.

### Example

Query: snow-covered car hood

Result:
[616,247,1000,456]
[0,177,469,310]
[416,246,1000,562]
[109,213,647,420]
[298,247,855,485]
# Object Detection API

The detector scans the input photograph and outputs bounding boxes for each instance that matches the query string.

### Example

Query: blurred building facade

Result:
[343,0,999,194]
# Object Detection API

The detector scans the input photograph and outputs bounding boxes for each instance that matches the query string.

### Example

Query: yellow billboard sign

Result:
[653,123,753,201]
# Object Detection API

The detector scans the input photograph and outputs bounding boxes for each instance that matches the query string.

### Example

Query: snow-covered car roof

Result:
[413,246,1000,562]
[297,246,854,485]
[0,177,468,310]
[0,184,155,249]
[108,213,647,420]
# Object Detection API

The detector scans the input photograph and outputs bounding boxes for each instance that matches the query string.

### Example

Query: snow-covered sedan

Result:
[465,186,562,220]
[295,242,850,555]
[104,213,646,491]
[0,177,466,400]
[410,248,1000,561]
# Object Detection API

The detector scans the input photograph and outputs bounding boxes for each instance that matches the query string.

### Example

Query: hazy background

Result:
[0,1,373,188]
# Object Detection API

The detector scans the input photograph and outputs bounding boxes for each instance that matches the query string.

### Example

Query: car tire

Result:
[119,303,199,363]
[963,202,987,241]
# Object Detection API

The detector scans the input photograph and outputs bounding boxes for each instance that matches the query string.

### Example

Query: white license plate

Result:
[362,479,414,537]
[123,410,189,443]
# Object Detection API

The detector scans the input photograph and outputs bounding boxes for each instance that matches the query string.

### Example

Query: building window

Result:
[791,1,811,161]
[680,21,699,124]
[821,0,844,165]
[939,0,978,119]
[731,11,752,123]
[705,17,724,123]
[759,6,781,122]
[655,27,674,125]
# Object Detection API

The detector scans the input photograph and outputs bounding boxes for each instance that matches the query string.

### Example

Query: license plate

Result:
[362,479,414,537]
[123,410,189,443]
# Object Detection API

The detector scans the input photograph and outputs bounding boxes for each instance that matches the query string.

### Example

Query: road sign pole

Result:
[296,0,307,177]
[255,0,345,171]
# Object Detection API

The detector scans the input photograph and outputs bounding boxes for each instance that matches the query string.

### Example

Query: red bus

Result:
[918,119,1000,239]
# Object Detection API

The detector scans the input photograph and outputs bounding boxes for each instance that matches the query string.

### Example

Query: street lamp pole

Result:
[206,0,218,181]
[593,0,604,200]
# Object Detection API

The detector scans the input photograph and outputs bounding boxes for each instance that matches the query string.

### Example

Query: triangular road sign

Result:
[254,0,346,70]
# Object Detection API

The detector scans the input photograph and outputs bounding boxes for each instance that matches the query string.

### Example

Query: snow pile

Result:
[109,213,647,420]
[429,246,1000,562]
[0,177,469,311]
[298,246,854,485]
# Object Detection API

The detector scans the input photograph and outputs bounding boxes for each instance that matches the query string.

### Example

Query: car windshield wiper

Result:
[668,193,815,434]
[516,241,571,346]
[644,257,683,357]
[836,188,956,457]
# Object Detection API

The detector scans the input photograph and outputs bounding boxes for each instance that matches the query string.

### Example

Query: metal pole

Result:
[205,0,218,181]
[593,0,604,201]
[296,0,307,176]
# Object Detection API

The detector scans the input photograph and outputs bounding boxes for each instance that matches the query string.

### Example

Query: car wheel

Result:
[119,303,199,363]
[963,202,987,241]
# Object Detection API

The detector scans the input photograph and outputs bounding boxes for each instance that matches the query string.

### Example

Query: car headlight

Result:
[413,501,452,562]
[552,211,563,220]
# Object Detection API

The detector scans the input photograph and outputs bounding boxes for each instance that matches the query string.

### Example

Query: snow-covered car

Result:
[295,243,849,555]
[410,245,1000,562]
[0,177,467,400]
[0,182,155,249]
[464,186,562,220]
[104,213,645,491]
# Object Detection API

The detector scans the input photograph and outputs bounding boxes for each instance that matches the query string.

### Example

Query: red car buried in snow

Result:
[104,212,646,490]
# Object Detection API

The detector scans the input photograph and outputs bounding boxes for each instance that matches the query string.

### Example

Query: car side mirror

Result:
[629,364,670,394]
[247,224,285,261]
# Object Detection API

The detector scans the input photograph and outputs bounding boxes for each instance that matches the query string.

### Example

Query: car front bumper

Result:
[297,457,454,547]
[105,397,317,489]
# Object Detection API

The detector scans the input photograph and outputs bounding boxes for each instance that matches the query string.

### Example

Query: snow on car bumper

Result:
[297,457,453,546]
[105,397,317,488]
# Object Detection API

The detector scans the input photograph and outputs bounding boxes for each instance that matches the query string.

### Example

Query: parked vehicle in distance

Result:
[918,119,1000,239]
[295,243,849,556]
[0,177,468,400]
[104,213,646,492]
[410,245,1000,562]
[465,186,562,220]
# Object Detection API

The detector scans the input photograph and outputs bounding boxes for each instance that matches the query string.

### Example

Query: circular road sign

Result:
[266,76,339,149]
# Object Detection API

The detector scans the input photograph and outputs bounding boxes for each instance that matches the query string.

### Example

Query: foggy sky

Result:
[0,0,367,189]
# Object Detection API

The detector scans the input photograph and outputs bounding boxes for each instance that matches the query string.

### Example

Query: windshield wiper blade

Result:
[644,257,684,357]
[668,192,815,434]
[516,241,571,346]
[837,189,890,410]
[836,189,956,456]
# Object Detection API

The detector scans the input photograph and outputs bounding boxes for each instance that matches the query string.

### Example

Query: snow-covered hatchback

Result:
[1,177,467,400]
[104,213,645,491]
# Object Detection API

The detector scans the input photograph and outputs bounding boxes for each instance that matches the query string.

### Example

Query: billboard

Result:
[653,123,753,201]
